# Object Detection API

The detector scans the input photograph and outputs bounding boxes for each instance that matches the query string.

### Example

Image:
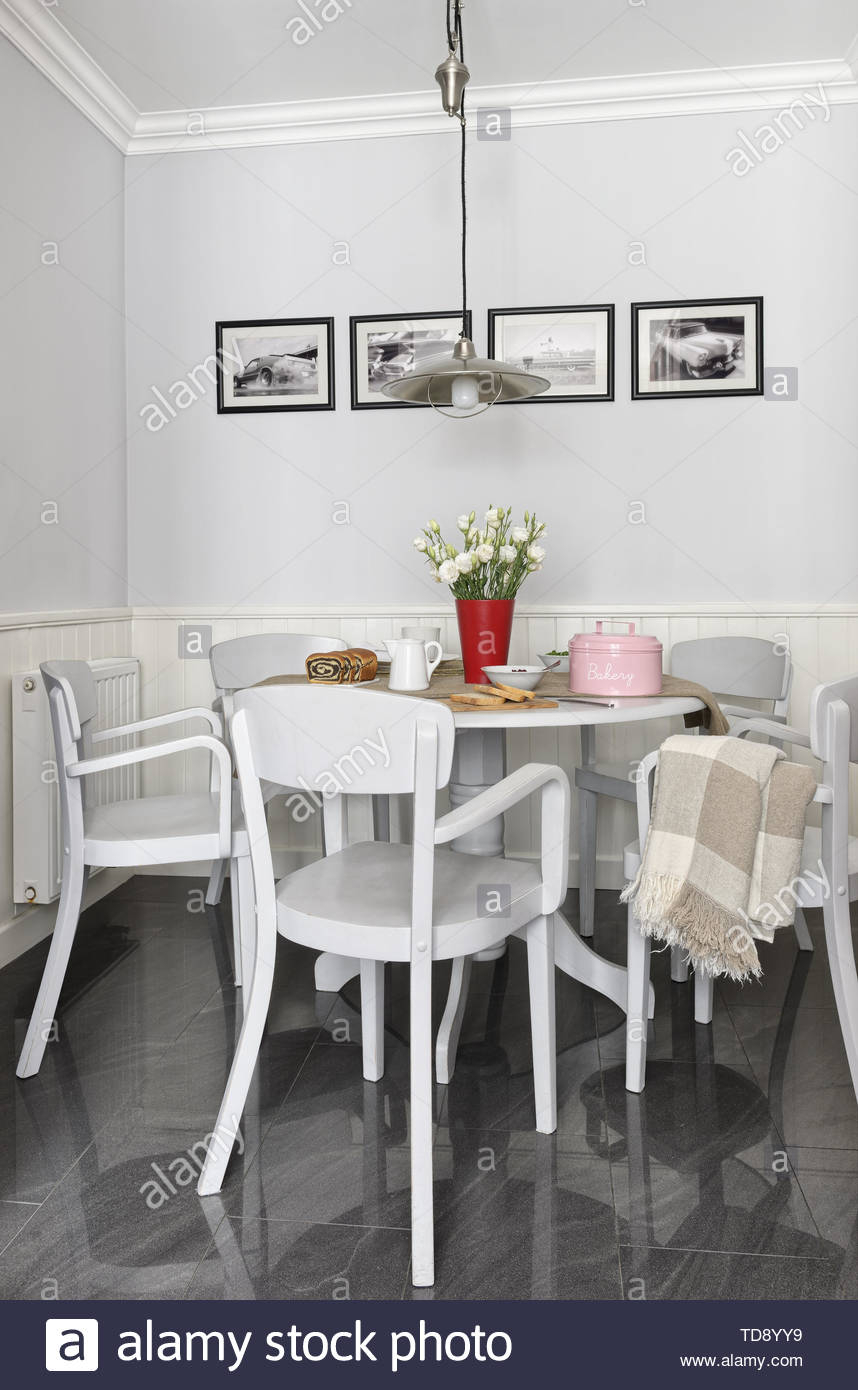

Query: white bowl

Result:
[538,652,569,674]
[482,665,546,692]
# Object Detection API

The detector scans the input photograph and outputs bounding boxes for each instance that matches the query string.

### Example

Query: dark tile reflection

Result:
[0,882,854,1299]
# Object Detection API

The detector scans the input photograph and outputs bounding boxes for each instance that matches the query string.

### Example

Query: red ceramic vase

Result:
[455,598,516,684]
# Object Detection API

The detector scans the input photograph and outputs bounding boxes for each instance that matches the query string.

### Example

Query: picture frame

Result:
[216,317,335,413]
[487,304,615,403]
[349,311,471,409]
[631,297,763,400]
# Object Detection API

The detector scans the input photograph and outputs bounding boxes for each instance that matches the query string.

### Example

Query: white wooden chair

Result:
[204,632,347,978]
[16,660,248,1079]
[622,674,858,1107]
[196,685,570,1287]
[576,636,809,972]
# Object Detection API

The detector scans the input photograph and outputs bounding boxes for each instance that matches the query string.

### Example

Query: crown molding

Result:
[130,59,858,155]
[1,0,857,157]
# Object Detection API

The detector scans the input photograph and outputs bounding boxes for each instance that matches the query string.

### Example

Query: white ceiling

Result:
[38,0,858,112]
[2,0,857,153]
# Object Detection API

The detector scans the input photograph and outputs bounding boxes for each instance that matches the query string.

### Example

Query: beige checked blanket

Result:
[621,735,817,981]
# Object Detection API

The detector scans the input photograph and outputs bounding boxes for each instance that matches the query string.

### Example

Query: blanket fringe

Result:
[623,871,762,983]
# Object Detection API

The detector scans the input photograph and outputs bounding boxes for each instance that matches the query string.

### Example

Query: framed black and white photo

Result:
[349,312,471,409]
[631,298,763,400]
[487,305,614,402]
[216,318,334,413]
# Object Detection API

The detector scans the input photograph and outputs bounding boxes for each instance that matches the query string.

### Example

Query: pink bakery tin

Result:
[569,621,663,696]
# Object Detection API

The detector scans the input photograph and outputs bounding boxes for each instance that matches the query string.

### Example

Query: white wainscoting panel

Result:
[129,605,858,885]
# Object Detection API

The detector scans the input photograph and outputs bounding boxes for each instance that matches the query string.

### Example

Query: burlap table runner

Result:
[256,666,727,732]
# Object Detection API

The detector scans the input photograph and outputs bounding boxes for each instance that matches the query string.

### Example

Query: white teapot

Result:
[384,637,443,691]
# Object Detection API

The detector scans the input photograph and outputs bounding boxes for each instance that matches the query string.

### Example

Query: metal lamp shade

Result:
[381,350,550,406]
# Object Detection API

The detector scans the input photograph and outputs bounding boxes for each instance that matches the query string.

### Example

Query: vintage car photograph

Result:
[632,298,763,399]
[232,351,317,394]
[650,318,745,380]
[350,312,470,407]
[216,317,334,412]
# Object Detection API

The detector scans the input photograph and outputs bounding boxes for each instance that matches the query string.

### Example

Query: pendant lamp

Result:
[382,0,549,417]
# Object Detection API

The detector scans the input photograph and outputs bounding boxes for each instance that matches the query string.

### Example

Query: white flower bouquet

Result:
[413,507,546,600]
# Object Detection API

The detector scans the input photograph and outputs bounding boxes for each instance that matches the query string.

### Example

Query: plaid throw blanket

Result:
[621,735,817,980]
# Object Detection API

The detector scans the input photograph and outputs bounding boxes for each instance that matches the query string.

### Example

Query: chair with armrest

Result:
[16,659,248,1079]
[621,674,858,1105]
[196,684,570,1287]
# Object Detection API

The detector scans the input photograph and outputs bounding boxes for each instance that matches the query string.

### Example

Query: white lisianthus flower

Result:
[438,558,459,583]
[485,507,500,525]
[499,545,516,563]
[429,566,440,581]
[511,526,528,544]
[467,527,479,544]
[455,551,475,573]
[457,514,471,532]
[413,537,428,552]
[527,544,546,563]
[475,543,494,563]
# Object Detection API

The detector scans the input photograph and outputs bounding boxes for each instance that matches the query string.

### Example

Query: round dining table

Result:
[313,692,705,1075]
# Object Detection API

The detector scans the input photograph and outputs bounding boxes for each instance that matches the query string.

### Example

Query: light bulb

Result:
[451,374,480,410]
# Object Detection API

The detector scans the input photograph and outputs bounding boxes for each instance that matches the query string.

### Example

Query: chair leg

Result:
[525,914,557,1133]
[793,905,814,953]
[578,788,598,938]
[435,955,472,1085]
[821,891,858,1106]
[694,969,714,1025]
[17,861,88,1079]
[671,945,689,982]
[229,860,242,986]
[625,903,651,1094]
[360,960,385,1083]
[206,858,227,906]
[235,855,256,993]
[409,949,435,1287]
[198,935,275,1196]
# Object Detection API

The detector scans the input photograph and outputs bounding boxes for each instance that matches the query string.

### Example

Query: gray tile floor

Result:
[0,876,855,1299]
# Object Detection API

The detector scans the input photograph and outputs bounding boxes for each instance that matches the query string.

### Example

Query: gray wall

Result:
[0,39,127,612]
[124,105,858,609]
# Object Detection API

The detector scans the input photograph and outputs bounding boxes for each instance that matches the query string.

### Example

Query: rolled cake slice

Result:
[346,648,378,682]
[306,651,350,683]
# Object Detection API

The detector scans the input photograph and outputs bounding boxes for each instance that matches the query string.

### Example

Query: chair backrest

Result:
[671,636,791,706]
[40,660,98,839]
[209,633,347,694]
[232,685,455,798]
[810,674,858,766]
[231,686,456,940]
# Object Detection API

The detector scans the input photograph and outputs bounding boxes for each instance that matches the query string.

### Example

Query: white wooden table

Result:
[314,694,704,1056]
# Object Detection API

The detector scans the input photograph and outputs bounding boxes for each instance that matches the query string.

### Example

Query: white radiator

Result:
[12,657,141,904]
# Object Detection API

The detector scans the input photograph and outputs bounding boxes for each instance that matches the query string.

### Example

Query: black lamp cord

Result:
[447,0,468,342]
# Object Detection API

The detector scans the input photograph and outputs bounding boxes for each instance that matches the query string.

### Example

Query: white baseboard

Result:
[0,869,132,971]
